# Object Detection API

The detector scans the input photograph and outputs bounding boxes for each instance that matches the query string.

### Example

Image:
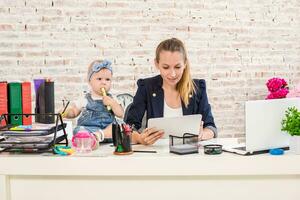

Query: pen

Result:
[61,101,70,117]
[133,150,157,153]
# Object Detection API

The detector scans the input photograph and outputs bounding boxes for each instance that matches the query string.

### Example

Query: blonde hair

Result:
[155,38,195,107]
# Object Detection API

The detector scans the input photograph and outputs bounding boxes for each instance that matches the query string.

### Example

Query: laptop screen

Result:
[245,98,300,152]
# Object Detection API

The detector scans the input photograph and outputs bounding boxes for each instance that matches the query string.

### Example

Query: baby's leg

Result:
[93,124,113,144]
[103,124,112,138]
[91,132,100,150]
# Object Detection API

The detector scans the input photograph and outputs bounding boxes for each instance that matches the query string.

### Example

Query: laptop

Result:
[223,98,300,155]
[147,114,202,138]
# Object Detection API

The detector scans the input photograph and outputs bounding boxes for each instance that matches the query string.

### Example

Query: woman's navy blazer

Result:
[125,75,217,136]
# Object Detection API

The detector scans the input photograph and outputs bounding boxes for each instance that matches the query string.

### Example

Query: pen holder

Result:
[112,123,133,155]
[169,133,199,155]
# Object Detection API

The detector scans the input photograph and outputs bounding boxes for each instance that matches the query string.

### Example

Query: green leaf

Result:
[281,106,300,136]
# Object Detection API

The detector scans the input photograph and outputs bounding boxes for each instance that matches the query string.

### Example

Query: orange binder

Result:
[0,82,8,126]
[22,82,32,125]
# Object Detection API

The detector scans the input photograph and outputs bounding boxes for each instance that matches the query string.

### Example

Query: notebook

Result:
[223,98,300,155]
[147,114,202,138]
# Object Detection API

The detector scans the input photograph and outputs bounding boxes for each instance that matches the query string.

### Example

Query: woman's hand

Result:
[137,127,164,145]
[199,121,214,140]
[199,121,204,138]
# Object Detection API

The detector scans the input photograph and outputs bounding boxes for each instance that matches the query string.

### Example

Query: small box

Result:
[169,133,199,155]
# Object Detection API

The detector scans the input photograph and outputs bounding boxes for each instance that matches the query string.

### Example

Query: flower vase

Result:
[289,136,300,154]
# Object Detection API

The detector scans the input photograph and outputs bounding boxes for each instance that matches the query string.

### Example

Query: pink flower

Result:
[266,78,287,92]
[122,124,132,135]
[266,88,289,99]
[265,77,289,99]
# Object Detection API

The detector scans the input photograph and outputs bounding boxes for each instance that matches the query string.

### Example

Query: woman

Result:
[126,38,217,145]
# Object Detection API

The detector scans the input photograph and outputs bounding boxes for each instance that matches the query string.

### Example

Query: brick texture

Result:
[0,0,299,139]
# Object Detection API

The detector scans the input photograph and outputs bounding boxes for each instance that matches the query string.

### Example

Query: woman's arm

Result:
[199,121,214,140]
[125,78,164,145]
[195,79,218,138]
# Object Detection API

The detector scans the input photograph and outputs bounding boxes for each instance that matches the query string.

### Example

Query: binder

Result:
[36,81,55,124]
[22,82,32,125]
[44,81,55,123]
[8,82,22,125]
[0,82,8,126]
[33,79,45,123]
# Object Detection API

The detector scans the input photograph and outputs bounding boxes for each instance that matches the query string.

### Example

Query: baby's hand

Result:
[58,100,71,118]
[102,96,115,107]
[58,107,68,118]
[102,96,123,117]
[58,102,79,119]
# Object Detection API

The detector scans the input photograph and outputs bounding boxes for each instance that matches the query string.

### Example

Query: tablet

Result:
[147,114,202,138]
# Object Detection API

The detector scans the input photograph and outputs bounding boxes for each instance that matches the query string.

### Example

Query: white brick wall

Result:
[0,0,299,139]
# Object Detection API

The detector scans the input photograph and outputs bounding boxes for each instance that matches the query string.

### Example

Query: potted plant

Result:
[281,106,300,154]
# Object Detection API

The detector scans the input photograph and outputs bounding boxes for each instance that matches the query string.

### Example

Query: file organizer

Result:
[0,113,68,153]
[169,133,199,155]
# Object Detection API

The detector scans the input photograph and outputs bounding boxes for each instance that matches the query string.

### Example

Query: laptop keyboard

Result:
[234,146,246,151]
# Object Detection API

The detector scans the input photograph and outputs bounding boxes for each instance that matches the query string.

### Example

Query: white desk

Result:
[1,139,300,200]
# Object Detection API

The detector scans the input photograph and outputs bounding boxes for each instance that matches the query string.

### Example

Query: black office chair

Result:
[116,93,133,111]
[123,102,147,132]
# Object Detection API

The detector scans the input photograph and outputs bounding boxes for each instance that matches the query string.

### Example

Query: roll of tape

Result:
[204,144,223,155]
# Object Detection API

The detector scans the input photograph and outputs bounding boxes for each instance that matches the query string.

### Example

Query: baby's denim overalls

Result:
[73,93,115,143]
